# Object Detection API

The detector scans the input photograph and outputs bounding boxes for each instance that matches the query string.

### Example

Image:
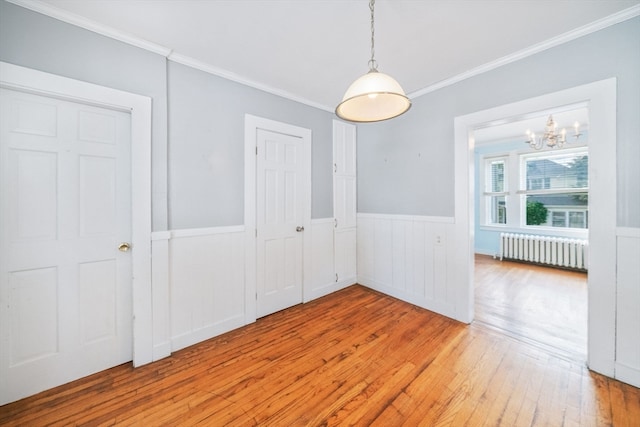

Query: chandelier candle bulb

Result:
[525,114,576,150]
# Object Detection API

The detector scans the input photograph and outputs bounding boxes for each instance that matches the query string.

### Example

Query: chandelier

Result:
[525,115,581,150]
[335,0,411,123]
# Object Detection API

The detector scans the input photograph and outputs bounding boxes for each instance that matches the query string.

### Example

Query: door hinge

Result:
[334,218,338,228]
[334,163,337,173]
[335,273,339,283]
[256,146,258,155]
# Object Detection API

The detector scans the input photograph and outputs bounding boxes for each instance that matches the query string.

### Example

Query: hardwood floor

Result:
[1,284,638,426]
[474,254,588,362]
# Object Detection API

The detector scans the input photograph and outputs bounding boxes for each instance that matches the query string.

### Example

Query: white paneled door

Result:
[256,129,305,317]
[0,89,132,404]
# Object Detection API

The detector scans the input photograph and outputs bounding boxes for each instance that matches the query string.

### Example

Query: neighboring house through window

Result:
[481,147,588,231]
[522,149,588,229]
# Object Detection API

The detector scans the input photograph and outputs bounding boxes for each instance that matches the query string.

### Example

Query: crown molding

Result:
[5,0,334,112]
[6,0,172,56]
[168,53,333,112]
[7,0,637,111]
[408,4,640,100]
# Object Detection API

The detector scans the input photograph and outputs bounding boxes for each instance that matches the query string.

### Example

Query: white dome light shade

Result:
[336,70,411,123]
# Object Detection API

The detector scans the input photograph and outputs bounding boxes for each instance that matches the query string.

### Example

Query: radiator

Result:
[499,233,588,271]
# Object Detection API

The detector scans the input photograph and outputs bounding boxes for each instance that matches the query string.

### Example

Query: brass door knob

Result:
[118,242,131,252]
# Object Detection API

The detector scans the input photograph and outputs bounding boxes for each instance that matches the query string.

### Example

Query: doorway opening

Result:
[472,107,589,361]
[453,78,617,377]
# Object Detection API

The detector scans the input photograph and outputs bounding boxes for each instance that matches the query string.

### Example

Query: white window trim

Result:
[481,155,509,226]
[519,147,589,231]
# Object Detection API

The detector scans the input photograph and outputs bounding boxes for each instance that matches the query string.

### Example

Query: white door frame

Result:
[244,114,312,324]
[0,62,154,367]
[453,79,617,377]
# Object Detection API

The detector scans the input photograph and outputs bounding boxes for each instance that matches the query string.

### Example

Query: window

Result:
[484,158,507,225]
[481,148,588,231]
[521,150,588,229]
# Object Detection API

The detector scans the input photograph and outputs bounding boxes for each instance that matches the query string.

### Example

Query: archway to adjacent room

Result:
[472,107,589,361]
[453,79,617,377]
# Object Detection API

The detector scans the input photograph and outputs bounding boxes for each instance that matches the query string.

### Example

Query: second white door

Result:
[256,129,306,317]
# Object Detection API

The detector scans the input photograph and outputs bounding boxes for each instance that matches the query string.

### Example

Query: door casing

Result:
[244,114,312,323]
[453,78,617,377]
[0,61,153,367]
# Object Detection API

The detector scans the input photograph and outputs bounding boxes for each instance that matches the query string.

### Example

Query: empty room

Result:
[1,0,639,425]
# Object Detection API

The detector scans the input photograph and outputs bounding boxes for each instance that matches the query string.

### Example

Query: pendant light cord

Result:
[368,0,378,71]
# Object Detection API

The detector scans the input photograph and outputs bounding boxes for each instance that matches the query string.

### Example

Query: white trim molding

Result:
[169,225,245,239]
[0,61,154,366]
[615,227,640,388]
[7,0,638,112]
[4,0,332,113]
[454,78,617,377]
[167,54,331,112]
[168,227,246,352]
[356,213,457,320]
[244,114,312,323]
[5,0,172,56]
[409,5,640,99]
[357,213,455,224]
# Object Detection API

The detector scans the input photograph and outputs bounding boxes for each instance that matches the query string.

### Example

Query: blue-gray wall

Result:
[2,1,638,228]
[167,62,333,228]
[0,0,334,231]
[358,17,640,228]
[0,1,170,230]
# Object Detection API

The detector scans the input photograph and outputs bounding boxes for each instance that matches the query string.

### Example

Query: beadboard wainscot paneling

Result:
[150,231,171,360]
[616,227,640,388]
[335,227,357,286]
[306,218,356,301]
[169,226,246,352]
[357,213,456,319]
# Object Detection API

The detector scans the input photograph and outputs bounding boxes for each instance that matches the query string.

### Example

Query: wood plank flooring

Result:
[474,254,588,362]
[1,284,638,426]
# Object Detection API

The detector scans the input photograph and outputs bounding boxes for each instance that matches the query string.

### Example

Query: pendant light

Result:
[336,0,411,123]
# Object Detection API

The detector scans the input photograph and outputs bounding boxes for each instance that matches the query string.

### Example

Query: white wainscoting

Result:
[357,213,457,319]
[150,231,171,360]
[151,221,353,356]
[166,226,246,352]
[306,218,356,302]
[615,227,640,388]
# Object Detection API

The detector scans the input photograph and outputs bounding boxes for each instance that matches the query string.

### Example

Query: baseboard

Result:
[152,342,171,361]
[615,362,640,388]
[171,315,245,352]
[306,278,356,302]
[358,276,457,321]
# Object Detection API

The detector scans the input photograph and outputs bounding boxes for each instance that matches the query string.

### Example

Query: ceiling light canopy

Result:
[336,0,411,123]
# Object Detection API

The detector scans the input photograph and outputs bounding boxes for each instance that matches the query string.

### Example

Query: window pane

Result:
[552,211,566,227]
[525,193,588,229]
[489,160,505,192]
[490,196,506,224]
[525,152,588,191]
[569,211,585,228]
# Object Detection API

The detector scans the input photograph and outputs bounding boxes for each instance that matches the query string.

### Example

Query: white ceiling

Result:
[26,0,638,112]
